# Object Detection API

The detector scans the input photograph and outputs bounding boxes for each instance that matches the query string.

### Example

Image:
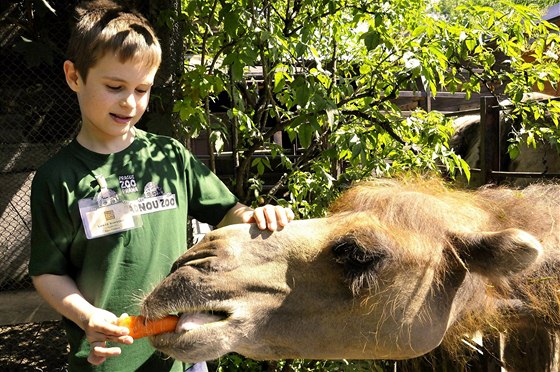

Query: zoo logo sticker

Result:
[127,182,177,215]
[119,174,139,194]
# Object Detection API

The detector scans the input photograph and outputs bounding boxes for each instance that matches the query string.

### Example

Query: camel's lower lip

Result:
[175,311,227,333]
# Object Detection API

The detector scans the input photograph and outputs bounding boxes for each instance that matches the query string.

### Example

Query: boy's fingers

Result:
[286,207,295,221]
[100,333,132,344]
[116,335,134,344]
[90,324,128,339]
[94,345,122,357]
[88,341,122,364]
[262,205,277,231]
[275,206,294,227]
[241,210,255,223]
[252,207,267,229]
[87,353,106,366]
[252,205,294,231]
[273,206,287,226]
[111,323,130,336]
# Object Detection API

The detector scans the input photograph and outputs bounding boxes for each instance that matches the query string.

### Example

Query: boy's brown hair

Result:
[67,0,161,82]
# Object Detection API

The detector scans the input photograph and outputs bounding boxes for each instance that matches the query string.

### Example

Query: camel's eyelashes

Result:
[332,236,387,295]
[332,236,387,266]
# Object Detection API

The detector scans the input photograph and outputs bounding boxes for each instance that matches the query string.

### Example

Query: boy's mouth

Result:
[110,113,133,123]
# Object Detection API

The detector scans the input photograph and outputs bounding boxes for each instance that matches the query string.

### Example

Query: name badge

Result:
[79,198,143,239]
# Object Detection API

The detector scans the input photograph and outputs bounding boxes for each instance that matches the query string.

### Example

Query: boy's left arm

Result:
[217,202,295,231]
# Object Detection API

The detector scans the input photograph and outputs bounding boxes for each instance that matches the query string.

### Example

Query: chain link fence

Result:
[1,1,83,369]
[0,1,78,369]
[0,1,183,369]
[1,0,79,293]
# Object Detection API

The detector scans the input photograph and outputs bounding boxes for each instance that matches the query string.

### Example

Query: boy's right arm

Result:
[31,274,132,365]
[32,273,96,328]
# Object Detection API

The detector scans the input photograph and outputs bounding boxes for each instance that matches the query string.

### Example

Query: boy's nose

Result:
[120,94,135,107]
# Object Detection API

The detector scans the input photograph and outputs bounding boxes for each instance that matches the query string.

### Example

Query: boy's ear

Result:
[63,60,81,92]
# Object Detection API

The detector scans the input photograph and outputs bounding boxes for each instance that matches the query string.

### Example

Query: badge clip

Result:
[95,175,120,207]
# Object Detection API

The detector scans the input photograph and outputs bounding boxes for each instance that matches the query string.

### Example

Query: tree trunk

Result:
[142,0,185,141]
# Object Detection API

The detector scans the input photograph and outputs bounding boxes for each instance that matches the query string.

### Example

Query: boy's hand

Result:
[243,204,295,231]
[84,309,133,365]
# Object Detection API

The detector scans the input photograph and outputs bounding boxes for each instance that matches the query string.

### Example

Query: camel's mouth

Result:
[174,310,229,333]
[148,307,237,363]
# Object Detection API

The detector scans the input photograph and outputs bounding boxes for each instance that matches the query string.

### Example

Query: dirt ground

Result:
[0,321,68,371]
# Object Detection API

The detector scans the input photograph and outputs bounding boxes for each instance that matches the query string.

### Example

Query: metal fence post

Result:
[480,96,500,184]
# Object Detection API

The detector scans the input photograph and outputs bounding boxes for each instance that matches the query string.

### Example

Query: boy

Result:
[28,1,293,371]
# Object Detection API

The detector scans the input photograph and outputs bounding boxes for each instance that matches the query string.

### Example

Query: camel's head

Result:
[141,180,543,363]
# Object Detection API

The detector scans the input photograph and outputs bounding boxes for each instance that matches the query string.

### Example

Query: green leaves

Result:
[171,0,560,213]
[362,30,381,51]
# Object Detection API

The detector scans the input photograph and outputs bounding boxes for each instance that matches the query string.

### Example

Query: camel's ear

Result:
[453,228,542,277]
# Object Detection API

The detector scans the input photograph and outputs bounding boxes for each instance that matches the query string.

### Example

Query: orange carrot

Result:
[117,315,179,339]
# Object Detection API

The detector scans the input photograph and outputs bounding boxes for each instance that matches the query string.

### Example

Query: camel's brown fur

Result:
[143,175,560,369]
[331,176,560,369]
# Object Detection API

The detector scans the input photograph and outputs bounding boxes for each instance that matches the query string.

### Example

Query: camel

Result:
[141,176,560,370]
[450,93,560,187]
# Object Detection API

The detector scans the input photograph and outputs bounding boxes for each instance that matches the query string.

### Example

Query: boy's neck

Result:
[76,128,136,154]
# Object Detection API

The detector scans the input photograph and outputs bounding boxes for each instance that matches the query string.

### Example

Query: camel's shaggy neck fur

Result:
[329,176,560,365]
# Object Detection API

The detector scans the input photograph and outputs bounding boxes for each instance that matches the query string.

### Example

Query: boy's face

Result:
[64,53,158,145]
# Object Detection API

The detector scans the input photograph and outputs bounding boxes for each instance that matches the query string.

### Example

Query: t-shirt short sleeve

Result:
[183,150,238,226]
[28,166,77,277]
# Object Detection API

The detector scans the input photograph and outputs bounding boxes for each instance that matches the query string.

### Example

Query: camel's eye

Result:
[332,236,388,295]
[333,237,387,268]
[170,249,217,273]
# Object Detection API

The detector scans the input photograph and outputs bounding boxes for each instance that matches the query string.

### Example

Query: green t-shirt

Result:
[29,129,238,371]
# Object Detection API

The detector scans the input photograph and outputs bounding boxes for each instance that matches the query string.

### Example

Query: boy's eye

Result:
[136,88,148,94]
[107,85,121,91]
